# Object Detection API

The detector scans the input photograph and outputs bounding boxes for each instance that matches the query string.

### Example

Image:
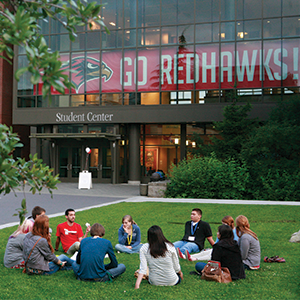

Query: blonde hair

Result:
[122,215,137,225]
[11,219,34,238]
[235,215,258,240]
[222,215,235,229]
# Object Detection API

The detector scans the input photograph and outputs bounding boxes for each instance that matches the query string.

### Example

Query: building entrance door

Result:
[57,139,112,183]
[88,144,112,183]
[59,146,82,180]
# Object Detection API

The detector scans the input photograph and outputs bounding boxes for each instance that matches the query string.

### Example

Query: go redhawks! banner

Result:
[36,40,300,95]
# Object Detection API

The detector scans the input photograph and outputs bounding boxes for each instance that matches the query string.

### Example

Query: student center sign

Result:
[12,0,300,184]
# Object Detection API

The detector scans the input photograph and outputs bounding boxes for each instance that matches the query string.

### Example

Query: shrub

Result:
[165,155,249,199]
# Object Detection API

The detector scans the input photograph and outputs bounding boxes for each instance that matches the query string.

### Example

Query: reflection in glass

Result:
[237,0,262,20]
[124,29,136,47]
[86,94,100,106]
[86,31,101,49]
[138,28,160,46]
[72,33,86,51]
[264,19,281,39]
[195,0,219,22]
[102,0,123,30]
[283,17,300,37]
[17,97,35,107]
[221,0,235,21]
[178,25,194,44]
[71,95,85,106]
[282,0,300,16]
[263,0,281,17]
[51,35,70,51]
[236,20,262,40]
[50,95,70,107]
[125,0,137,28]
[102,93,123,105]
[221,22,235,41]
[101,30,122,48]
[17,56,33,95]
[161,27,177,45]
[196,24,213,43]
[138,0,160,27]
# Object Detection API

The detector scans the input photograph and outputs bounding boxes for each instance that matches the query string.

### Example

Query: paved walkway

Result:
[1,182,299,229]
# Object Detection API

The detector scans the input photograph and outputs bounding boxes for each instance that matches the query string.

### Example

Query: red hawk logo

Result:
[61,56,113,93]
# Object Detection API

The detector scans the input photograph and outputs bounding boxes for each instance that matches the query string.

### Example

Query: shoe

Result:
[189,271,201,276]
[176,248,185,259]
[185,250,193,261]
[264,256,285,263]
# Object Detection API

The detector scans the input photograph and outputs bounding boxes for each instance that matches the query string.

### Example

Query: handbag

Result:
[23,237,42,274]
[201,260,232,283]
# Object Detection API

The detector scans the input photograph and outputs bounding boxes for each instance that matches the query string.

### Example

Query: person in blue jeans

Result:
[23,215,74,275]
[72,223,126,282]
[174,208,214,259]
[115,215,142,254]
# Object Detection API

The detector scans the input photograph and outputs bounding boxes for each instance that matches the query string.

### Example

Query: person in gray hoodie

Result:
[23,215,75,275]
[236,215,261,270]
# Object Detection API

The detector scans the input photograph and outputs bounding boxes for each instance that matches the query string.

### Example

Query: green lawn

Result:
[0,202,299,300]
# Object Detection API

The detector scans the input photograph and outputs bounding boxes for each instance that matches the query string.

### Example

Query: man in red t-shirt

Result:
[55,208,90,254]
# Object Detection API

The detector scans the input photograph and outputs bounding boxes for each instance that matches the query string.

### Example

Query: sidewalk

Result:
[1,182,299,230]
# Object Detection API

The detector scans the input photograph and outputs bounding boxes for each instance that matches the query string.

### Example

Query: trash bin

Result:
[139,184,148,196]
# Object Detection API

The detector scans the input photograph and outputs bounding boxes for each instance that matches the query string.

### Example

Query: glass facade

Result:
[17,0,300,107]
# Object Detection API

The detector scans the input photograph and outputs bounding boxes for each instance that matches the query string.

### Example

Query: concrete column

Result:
[128,123,140,184]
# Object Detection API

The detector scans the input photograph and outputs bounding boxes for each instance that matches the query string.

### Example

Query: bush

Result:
[165,155,249,199]
[252,169,300,201]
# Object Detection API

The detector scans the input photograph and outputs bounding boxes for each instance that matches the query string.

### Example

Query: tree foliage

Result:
[0,0,107,97]
[192,102,258,161]
[0,124,60,223]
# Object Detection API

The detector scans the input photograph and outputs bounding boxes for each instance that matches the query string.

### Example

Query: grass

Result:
[0,202,299,300]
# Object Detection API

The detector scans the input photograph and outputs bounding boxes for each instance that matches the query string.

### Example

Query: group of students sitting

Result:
[3,206,260,288]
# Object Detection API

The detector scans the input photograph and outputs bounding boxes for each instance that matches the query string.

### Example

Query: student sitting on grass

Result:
[72,223,126,282]
[135,225,183,289]
[194,224,246,280]
[23,215,74,275]
[236,215,261,270]
[115,215,142,254]
[4,219,34,269]
[215,215,239,243]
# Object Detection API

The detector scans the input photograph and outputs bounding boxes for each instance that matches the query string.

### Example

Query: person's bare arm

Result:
[135,273,144,289]
[207,236,215,246]
[79,225,91,242]
[55,237,60,251]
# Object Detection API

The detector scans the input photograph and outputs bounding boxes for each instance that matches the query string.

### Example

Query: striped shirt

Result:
[139,243,181,286]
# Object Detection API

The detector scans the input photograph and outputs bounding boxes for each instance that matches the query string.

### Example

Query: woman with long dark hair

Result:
[135,225,183,289]
[235,215,261,270]
[23,215,74,275]
[195,224,245,280]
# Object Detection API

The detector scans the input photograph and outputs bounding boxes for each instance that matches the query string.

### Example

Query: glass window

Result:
[71,95,85,106]
[178,0,195,24]
[50,18,68,34]
[86,31,100,50]
[283,17,300,37]
[124,29,137,47]
[102,0,123,30]
[178,25,194,44]
[86,94,100,106]
[221,0,235,21]
[123,93,136,105]
[221,22,235,41]
[138,28,160,46]
[237,20,262,40]
[220,43,235,89]
[17,96,35,107]
[86,52,100,94]
[170,91,193,104]
[283,0,300,16]
[50,95,70,107]
[125,0,137,28]
[213,23,219,42]
[50,35,70,52]
[264,19,281,39]
[195,0,219,23]
[161,27,177,45]
[187,123,205,135]
[101,30,122,48]
[72,33,86,51]
[237,88,263,102]
[17,56,33,95]
[89,124,114,133]
[70,52,85,94]
[58,125,83,133]
[237,0,262,19]
[161,1,177,26]
[39,18,49,35]
[138,0,160,27]
[196,24,213,43]
[101,93,123,105]
[140,92,160,105]
[264,0,281,17]
[196,90,215,104]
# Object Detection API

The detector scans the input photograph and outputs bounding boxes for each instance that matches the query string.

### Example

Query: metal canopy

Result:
[29,132,121,141]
